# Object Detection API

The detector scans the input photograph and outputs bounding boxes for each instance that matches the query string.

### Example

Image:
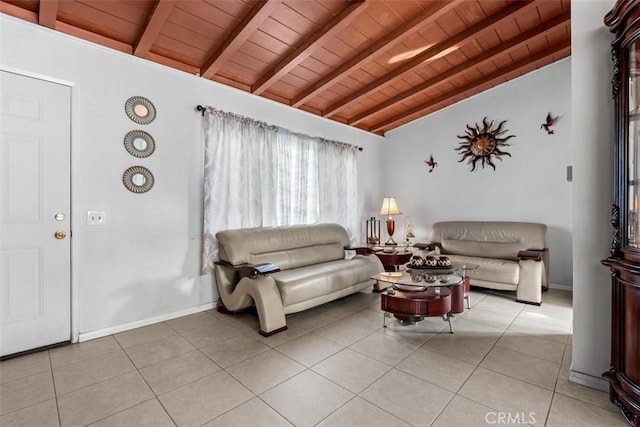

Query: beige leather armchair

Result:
[214,223,383,335]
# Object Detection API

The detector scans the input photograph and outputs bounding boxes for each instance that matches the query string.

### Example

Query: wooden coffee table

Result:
[375,272,464,333]
[381,287,454,332]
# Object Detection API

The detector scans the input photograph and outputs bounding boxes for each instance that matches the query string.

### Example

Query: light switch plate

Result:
[87,211,106,226]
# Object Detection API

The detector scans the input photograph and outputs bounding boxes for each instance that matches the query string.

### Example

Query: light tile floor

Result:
[0,288,629,426]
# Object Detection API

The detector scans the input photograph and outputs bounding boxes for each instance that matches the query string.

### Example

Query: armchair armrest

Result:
[344,245,373,255]
[214,260,281,279]
[413,242,441,251]
[517,250,544,261]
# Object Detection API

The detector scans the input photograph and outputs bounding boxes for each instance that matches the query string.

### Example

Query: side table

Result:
[374,250,412,272]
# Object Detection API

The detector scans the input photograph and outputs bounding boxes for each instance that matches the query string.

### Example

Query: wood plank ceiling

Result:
[0,0,571,135]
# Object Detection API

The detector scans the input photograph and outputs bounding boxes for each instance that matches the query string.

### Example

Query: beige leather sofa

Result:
[214,223,383,336]
[427,221,549,305]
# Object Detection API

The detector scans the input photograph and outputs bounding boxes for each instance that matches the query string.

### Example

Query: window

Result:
[202,108,358,273]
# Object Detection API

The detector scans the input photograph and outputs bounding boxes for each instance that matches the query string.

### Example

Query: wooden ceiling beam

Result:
[370,40,571,134]
[145,51,200,75]
[252,0,368,96]
[200,0,280,79]
[350,11,570,126]
[0,1,37,23]
[133,0,176,57]
[323,0,537,119]
[38,0,58,29]
[291,0,462,108]
[56,21,133,54]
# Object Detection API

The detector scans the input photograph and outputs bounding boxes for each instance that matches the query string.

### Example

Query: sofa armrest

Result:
[214,260,281,279]
[344,245,373,255]
[414,242,441,251]
[517,250,544,261]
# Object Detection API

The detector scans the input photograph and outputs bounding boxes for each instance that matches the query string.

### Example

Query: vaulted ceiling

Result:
[0,0,571,135]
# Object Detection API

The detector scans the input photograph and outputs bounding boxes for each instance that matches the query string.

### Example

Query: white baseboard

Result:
[569,369,608,392]
[78,302,217,342]
[549,282,573,291]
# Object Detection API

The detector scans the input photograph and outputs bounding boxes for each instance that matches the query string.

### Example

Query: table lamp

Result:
[380,197,402,245]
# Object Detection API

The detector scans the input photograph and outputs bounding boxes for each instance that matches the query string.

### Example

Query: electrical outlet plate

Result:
[87,211,106,226]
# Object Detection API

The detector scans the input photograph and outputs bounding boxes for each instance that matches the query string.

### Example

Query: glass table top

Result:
[372,271,462,287]
[372,260,478,288]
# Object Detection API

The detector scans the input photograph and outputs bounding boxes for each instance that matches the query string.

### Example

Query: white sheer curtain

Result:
[202,107,359,273]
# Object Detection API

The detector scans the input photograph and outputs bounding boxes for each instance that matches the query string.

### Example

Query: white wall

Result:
[570,0,615,390]
[383,59,573,287]
[0,15,385,337]
[0,7,621,389]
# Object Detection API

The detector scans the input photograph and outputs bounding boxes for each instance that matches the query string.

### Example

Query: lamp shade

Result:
[380,197,402,216]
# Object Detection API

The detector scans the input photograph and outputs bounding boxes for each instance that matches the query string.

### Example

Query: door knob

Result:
[54,230,67,240]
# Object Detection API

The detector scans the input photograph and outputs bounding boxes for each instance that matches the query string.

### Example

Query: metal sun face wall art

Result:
[455,117,515,171]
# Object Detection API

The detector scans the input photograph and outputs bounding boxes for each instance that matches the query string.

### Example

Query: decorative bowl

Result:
[437,256,451,267]
[425,256,438,267]
[409,255,425,267]
[424,274,437,283]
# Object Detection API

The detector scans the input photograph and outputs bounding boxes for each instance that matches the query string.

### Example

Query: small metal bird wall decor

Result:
[540,112,560,134]
[424,155,438,173]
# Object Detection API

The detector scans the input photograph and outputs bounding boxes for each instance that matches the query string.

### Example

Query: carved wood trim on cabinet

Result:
[604,2,640,425]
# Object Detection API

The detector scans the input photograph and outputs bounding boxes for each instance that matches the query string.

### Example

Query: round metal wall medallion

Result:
[122,166,154,193]
[123,130,155,158]
[124,96,156,125]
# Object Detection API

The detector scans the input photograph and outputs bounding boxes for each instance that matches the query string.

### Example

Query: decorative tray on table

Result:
[404,263,454,270]
[404,256,453,271]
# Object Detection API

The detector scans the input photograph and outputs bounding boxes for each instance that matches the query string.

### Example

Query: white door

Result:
[0,71,71,357]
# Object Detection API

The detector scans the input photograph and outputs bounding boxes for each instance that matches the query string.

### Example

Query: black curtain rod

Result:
[194,104,363,151]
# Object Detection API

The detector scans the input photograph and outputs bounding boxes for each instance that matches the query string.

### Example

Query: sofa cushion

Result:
[216,223,349,269]
[270,255,379,306]
[432,221,546,260]
[446,255,519,285]
[442,239,524,260]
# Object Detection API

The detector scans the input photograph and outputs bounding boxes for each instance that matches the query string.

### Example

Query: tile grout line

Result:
[0,352,62,420]
[186,341,261,426]
[253,394,297,426]
[349,314,456,426]
[449,297,576,423]
[552,344,571,394]
[187,309,307,424]
[443,302,527,418]
[49,346,123,371]
[84,397,168,427]
[3,290,591,426]
[545,392,559,426]
[51,356,136,398]
[427,393,499,427]
[123,325,277,426]
[48,349,63,427]
[551,342,618,414]
[111,328,179,427]
[205,296,399,425]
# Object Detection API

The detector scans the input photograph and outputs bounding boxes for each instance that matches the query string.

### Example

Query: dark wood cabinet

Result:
[603,2,640,425]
